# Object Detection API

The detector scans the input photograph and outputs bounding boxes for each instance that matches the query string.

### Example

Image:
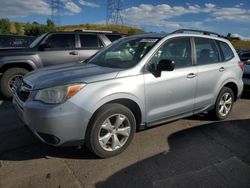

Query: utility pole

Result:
[106,0,123,25]
[50,0,61,25]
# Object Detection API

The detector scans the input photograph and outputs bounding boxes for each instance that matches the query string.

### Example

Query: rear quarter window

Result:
[218,41,234,61]
[80,34,103,48]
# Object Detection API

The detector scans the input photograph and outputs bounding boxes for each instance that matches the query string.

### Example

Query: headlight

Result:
[35,83,85,104]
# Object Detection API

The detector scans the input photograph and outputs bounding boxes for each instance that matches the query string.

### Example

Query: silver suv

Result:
[13,29,244,158]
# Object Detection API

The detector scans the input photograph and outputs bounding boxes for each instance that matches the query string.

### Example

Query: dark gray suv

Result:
[0,30,123,97]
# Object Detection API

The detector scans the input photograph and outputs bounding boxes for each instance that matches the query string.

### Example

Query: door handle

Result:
[219,67,225,72]
[187,73,197,79]
[69,51,78,55]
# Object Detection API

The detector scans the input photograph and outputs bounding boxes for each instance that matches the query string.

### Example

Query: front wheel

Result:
[0,68,28,98]
[210,87,234,120]
[86,103,136,158]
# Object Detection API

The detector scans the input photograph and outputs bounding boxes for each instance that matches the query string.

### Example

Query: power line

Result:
[50,0,61,25]
[106,0,123,25]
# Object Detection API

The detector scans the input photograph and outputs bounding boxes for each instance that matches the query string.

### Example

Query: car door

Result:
[38,33,79,67]
[144,37,197,123]
[193,37,226,112]
[78,34,104,62]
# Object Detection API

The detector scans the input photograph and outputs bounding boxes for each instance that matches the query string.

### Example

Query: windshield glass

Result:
[88,37,160,68]
[29,33,47,48]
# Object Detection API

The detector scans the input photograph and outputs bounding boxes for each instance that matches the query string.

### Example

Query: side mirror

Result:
[39,42,51,50]
[246,59,250,65]
[154,59,175,77]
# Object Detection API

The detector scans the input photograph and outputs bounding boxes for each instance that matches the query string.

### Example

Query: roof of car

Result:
[128,29,228,41]
[47,30,123,35]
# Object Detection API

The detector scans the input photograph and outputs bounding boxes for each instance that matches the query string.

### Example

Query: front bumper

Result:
[13,93,91,146]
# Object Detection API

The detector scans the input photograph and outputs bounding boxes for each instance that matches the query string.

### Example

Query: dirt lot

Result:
[0,92,250,188]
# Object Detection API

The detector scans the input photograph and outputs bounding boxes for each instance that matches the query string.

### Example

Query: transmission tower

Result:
[50,0,61,25]
[106,0,123,25]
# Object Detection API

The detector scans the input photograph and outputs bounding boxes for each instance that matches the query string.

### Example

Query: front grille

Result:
[243,74,250,79]
[16,81,31,102]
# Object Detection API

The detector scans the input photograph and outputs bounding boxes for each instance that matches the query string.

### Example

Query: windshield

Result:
[29,33,47,48]
[88,37,160,68]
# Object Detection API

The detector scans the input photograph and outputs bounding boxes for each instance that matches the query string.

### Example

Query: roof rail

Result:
[74,29,114,33]
[172,29,224,38]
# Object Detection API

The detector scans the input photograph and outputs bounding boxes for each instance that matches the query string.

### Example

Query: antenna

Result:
[50,0,61,26]
[106,0,123,25]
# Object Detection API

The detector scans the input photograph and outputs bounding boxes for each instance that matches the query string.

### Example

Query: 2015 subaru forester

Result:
[13,29,244,158]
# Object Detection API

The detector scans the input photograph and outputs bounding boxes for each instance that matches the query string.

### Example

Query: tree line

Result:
[0,18,57,36]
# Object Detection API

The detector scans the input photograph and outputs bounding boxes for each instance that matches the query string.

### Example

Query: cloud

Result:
[122,3,250,29]
[79,0,100,8]
[235,3,244,8]
[205,3,216,9]
[231,33,250,41]
[0,0,100,18]
[0,0,50,18]
[122,4,205,29]
[211,8,250,21]
[64,2,81,14]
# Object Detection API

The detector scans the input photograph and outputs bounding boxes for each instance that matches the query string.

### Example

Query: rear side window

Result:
[46,34,75,49]
[80,34,103,48]
[218,41,234,61]
[105,34,122,42]
[195,38,219,65]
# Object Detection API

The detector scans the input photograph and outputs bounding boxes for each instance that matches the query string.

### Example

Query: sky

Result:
[0,0,250,39]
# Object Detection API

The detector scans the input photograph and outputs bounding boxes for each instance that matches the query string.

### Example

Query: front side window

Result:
[80,34,103,48]
[147,37,192,71]
[218,41,234,61]
[45,34,75,49]
[88,37,159,68]
[195,38,219,65]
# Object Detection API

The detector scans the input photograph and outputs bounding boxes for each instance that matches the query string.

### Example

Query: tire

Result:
[86,103,136,158]
[0,68,29,98]
[210,87,234,120]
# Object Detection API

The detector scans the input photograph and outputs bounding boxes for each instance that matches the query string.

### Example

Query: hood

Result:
[24,63,122,90]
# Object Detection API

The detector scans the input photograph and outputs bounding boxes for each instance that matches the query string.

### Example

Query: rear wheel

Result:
[210,87,234,120]
[86,103,136,158]
[0,68,28,98]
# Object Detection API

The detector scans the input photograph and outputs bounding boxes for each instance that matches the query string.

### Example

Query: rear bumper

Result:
[13,93,91,146]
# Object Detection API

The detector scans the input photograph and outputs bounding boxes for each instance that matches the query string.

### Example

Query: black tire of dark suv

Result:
[1,68,28,98]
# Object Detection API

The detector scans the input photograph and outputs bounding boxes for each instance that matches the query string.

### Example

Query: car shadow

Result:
[96,119,250,188]
[0,117,249,163]
[242,90,250,99]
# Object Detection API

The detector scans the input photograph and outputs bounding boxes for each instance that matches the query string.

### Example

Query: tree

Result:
[47,19,55,27]
[15,22,22,35]
[0,18,11,34]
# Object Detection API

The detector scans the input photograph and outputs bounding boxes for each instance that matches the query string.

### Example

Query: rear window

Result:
[80,34,103,48]
[194,37,219,65]
[218,41,234,61]
[105,34,122,42]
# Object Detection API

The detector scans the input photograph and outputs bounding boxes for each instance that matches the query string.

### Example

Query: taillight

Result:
[238,61,244,71]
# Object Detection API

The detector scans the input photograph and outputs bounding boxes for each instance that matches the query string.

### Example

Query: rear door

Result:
[38,33,79,66]
[194,37,231,111]
[78,34,104,61]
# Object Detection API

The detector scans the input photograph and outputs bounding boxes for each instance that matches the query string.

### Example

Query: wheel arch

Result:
[0,61,36,74]
[89,94,145,130]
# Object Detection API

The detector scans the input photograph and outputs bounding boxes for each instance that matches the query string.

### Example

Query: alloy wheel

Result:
[98,114,131,151]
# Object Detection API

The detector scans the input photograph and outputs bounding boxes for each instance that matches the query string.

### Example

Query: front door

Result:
[144,37,197,123]
[38,33,79,67]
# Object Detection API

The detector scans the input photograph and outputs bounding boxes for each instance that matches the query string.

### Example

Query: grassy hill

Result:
[7,21,250,49]
[229,39,250,49]
[57,24,144,35]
